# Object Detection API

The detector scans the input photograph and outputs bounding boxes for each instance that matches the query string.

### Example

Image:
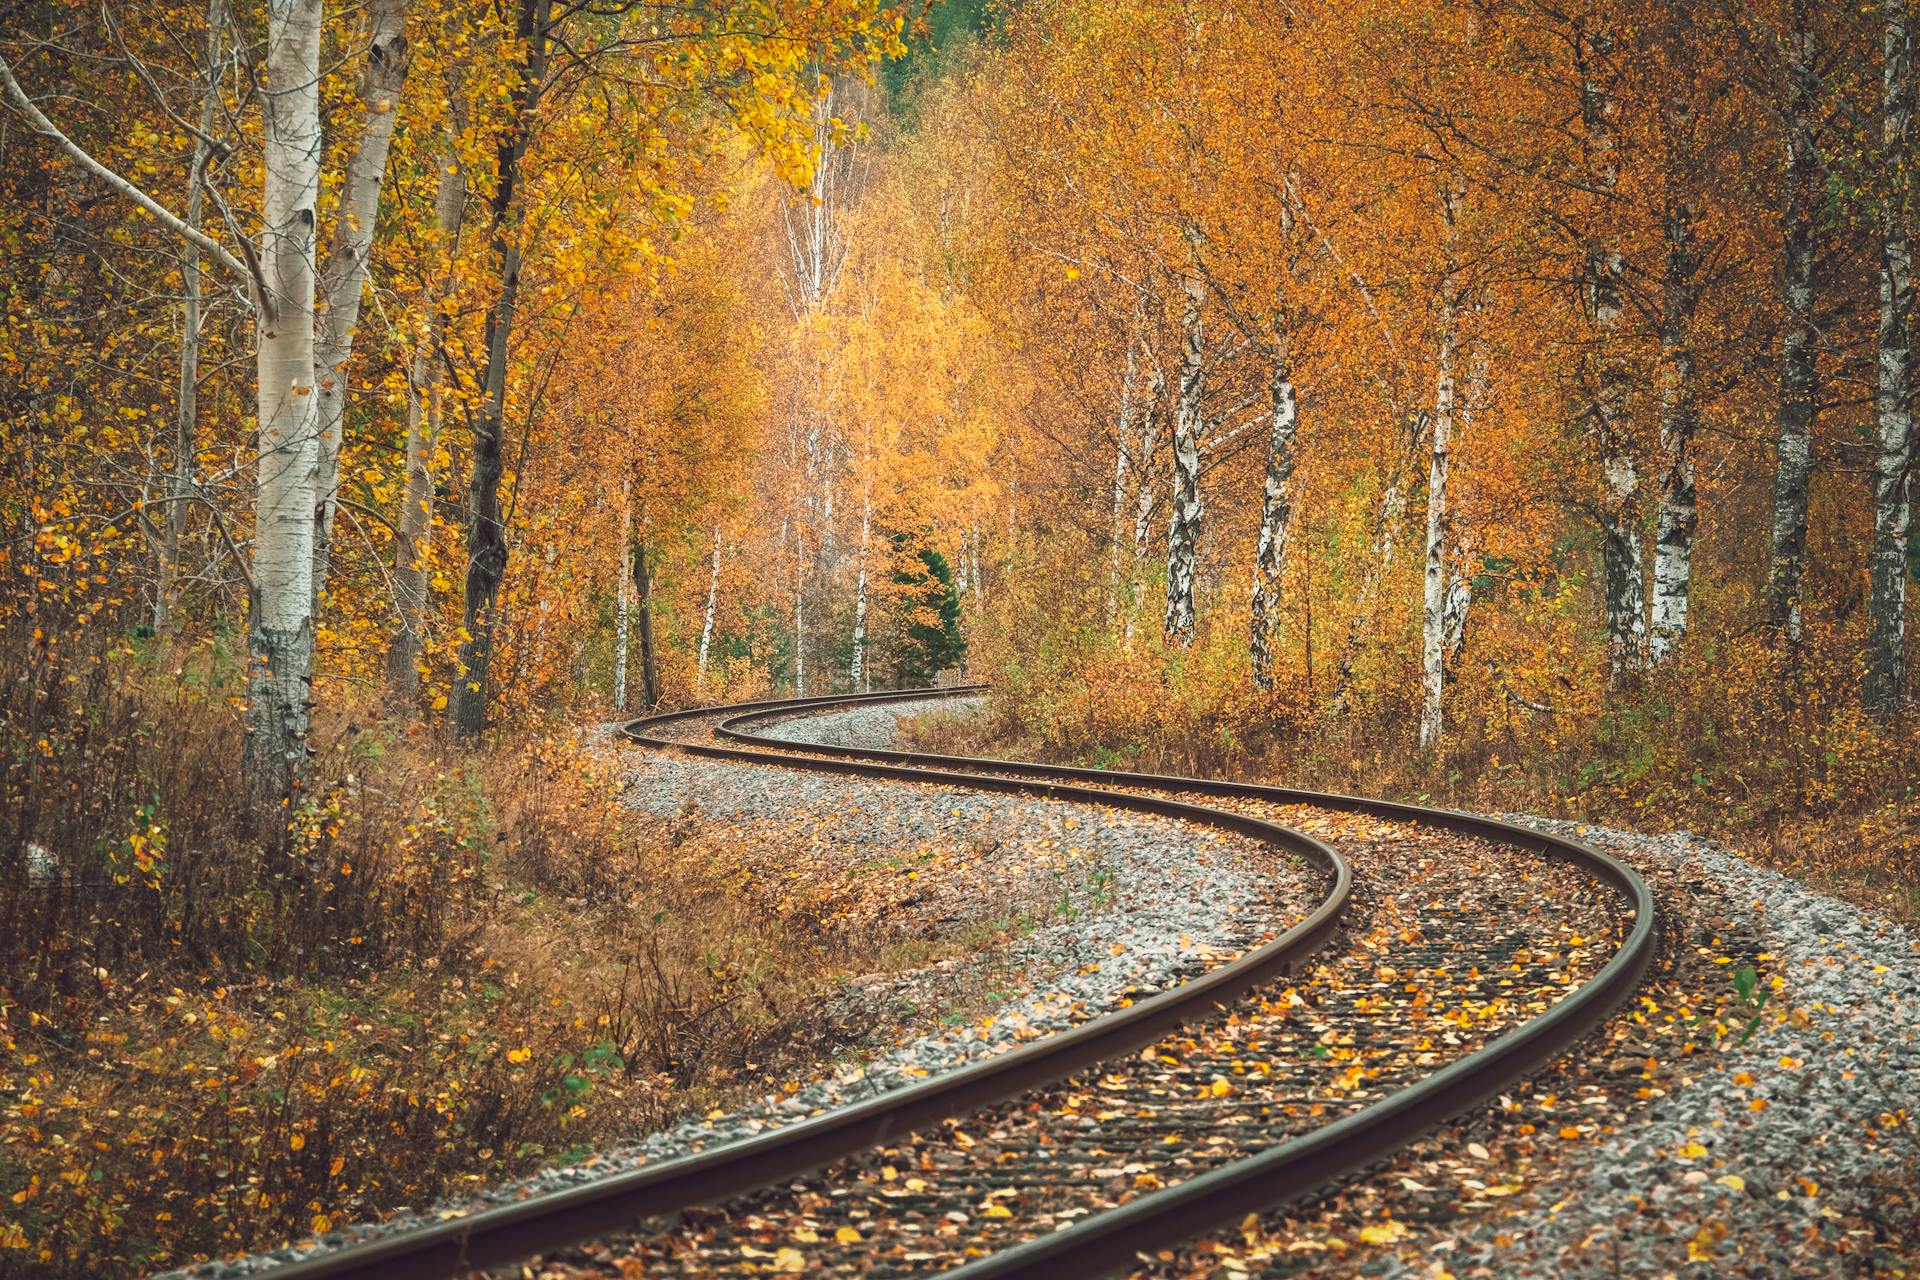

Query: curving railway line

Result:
[256,687,1655,1280]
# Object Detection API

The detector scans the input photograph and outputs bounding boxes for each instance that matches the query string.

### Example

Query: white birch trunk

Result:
[613,474,632,711]
[1650,200,1701,664]
[696,526,722,694]
[1420,183,1464,751]
[1164,274,1206,646]
[1580,30,1646,689]
[1106,334,1140,624]
[850,486,872,689]
[1869,0,1915,715]
[1248,332,1298,692]
[245,0,326,805]
[311,0,410,607]
[1769,2,1820,642]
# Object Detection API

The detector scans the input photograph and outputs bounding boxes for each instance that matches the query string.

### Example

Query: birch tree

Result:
[1577,26,1646,690]
[1420,175,1466,750]
[310,0,411,608]
[1868,0,1915,716]
[2,0,332,808]
[1164,270,1207,645]
[1767,0,1821,642]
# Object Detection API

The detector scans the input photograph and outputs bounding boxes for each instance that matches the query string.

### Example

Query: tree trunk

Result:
[1164,273,1206,646]
[1249,326,1298,692]
[1650,205,1702,664]
[696,526,722,694]
[244,0,326,808]
[634,537,660,709]
[1768,1,1820,641]
[612,474,632,711]
[1331,405,1425,709]
[1420,180,1464,751]
[851,485,871,689]
[386,130,463,706]
[311,0,410,609]
[451,0,551,739]
[1869,0,1915,716]
[155,0,228,638]
[1579,29,1645,690]
[1106,331,1140,624]
[386,344,437,701]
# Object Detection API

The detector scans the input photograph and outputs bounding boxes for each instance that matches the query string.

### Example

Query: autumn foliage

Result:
[7,0,1920,1270]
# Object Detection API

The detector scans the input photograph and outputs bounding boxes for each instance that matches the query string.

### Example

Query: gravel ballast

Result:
[1157,818,1920,1279]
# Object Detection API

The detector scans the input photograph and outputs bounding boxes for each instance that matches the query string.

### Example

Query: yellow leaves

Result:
[1687,1221,1728,1261]
[1716,1174,1746,1192]
[981,1203,1013,1219]
[311,1213,332,1234]
[1557,1125,1582,1140]
[1749,1097,1769,1113]
[506,1047,532,1064]
[1677,1142,1709,1159]
[1357,1219,1411,1245]
[289,1132,305,1151]
[834,1225,862,1244]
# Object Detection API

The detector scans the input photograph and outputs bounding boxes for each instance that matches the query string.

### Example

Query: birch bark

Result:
[1650,198,1702,662]
[1420,178,1464,750]
[696,526,722,693]
[311,0,409,608]
[851,486,872,689]
[612,474,632,711]
[1106,333,1140,624]
[1579,29,1645,689]
[1868,0,1915,716]
[1248,325,1297,692]
[1768,1,1821,642]
[1164,273,1206,646]
[245,0,326,804]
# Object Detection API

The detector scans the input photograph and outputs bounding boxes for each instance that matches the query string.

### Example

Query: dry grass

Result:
[907,626,1920,930]
[0,633,1043,1279]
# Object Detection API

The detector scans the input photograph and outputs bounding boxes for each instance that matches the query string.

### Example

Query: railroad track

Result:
[258,687,1654,1280]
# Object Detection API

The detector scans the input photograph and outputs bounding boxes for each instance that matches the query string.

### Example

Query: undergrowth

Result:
[0,628,1014,1278]
[918,615,1920,927]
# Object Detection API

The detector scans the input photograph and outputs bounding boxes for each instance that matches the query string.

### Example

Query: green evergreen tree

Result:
[888,545,966,686]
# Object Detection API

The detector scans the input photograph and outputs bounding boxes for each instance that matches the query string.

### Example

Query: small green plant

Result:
[1731,965,1769,1046]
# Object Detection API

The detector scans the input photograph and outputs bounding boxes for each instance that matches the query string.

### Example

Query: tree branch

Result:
[0,49,257,291]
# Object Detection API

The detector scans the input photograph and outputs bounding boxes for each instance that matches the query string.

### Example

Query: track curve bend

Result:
[256,687,1652,1280]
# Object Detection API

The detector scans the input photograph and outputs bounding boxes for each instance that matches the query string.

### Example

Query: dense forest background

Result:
[6,0,1920,1271]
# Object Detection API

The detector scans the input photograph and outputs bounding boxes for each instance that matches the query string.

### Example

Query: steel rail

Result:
[250,688,1352,1280]
[718,693,1659,1279]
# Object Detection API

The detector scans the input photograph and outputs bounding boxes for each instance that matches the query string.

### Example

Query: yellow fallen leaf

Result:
[773,1246,807,1272]
[1358,1219,1411,1244]
[1678,1141,1708,1159]
[1717,1174,1746,1192]
[835,1226,862,1245]
[982,1204,1013,1218]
